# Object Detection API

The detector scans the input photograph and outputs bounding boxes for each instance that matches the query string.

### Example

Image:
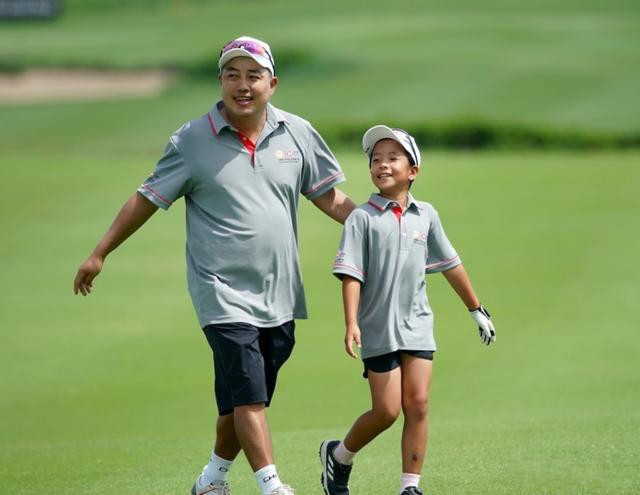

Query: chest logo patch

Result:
[275,149,301,164]
[412,230,427,243]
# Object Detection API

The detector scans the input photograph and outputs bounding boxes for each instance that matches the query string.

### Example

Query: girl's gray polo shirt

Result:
[332,193,461,359]
[138,102,345,328]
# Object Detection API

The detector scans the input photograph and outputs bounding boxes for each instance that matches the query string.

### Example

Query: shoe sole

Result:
[319,440,330,495]
[191,481,227,495]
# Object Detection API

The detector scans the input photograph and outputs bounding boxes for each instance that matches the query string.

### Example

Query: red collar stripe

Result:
[207,112,218,136]
[236,131,256,156]
[391,205,402,222]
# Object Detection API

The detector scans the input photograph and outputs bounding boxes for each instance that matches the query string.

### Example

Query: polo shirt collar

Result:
[208,101,287,136]
[368,192,422,212]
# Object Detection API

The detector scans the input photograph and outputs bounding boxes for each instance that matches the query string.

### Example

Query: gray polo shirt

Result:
[138,101,345,328]
[332,193,461,359]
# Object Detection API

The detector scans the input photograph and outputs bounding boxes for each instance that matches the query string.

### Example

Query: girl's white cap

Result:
[362,125,421,166]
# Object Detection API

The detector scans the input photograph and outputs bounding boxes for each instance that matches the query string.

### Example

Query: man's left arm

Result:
[311,187,357,224]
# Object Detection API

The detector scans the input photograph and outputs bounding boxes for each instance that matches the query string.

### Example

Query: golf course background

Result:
[1,1,639,493]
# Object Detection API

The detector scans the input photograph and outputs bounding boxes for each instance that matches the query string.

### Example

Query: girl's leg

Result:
[400,354,433,474]
[343,367,402,452]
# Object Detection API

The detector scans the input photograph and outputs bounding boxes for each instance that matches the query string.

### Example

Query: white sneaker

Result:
[191,475,230,495]
[268,485,295,495]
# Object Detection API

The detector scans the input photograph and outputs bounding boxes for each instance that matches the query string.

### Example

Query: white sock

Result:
[333,441,356,465]
[255,464,282,495]
[400,473,421,493]
[202,451,233,483]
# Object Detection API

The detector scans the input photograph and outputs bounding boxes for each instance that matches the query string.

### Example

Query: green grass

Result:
[1,2,639,491]
[1,143,639,493]
[1,0,640,133]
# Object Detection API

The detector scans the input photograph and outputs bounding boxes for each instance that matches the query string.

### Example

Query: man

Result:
[73,36,356,495]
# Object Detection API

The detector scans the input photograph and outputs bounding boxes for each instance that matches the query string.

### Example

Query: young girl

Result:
[320,125,496,495]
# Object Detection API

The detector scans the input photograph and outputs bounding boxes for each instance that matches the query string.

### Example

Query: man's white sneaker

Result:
[190,475,230,495]
[268,485,295,494]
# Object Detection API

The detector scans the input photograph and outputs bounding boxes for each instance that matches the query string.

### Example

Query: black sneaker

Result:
[319,440,352,495]
[401,487,423,495]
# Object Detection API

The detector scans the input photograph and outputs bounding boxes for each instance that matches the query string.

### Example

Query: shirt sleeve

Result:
[332,210,367,283]
[425,206,461,274]
[300,125,346,200]
[137,137,192,210]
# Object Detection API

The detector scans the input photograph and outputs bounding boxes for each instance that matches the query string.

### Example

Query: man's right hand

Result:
[73,255,104,296]
[72,192,158,297]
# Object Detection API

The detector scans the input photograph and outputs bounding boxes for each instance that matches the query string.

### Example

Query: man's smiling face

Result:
[219,56,277,125]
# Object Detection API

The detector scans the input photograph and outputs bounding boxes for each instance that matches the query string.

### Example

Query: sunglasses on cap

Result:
[220,39,276,73]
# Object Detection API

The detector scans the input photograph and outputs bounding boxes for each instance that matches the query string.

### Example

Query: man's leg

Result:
[199,322,295,494]
[196,324,264,493]
[236,322,295,494]
[233,403,274,470]
[202,390,283,494]
[214,412,242,461]
[192,415,238,494]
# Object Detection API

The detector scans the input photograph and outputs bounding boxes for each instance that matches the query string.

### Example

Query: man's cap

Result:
[218,36,275,75]
[362,125,421,167]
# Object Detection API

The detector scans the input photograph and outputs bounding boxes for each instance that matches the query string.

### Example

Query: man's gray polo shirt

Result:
[138,101,345,328]
[332,193,461,359]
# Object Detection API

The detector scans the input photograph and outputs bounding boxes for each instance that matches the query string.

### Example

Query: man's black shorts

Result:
[202,321,295,416]
[362,349,434,378]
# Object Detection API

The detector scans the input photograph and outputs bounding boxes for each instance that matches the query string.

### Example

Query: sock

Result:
[202,451,233,484]
[333,441,356,465]
[399,473,421,493]
[255,464,282,495]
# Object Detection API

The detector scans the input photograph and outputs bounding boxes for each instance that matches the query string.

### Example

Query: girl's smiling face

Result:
[369,139,419,196]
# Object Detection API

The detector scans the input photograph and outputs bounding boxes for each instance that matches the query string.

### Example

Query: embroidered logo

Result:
[334,250,346,264]
[412,230,427,243]
[275,149,301,164]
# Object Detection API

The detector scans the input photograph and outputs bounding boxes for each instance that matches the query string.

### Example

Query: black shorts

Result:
[202,321,295,416]
[362,349,434,378]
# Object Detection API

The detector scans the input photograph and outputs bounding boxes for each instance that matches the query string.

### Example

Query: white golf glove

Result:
[469,304,496,345]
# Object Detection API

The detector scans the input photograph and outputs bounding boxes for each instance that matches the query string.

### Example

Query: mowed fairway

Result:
[1,0,640,492]
[1,146,638,494]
